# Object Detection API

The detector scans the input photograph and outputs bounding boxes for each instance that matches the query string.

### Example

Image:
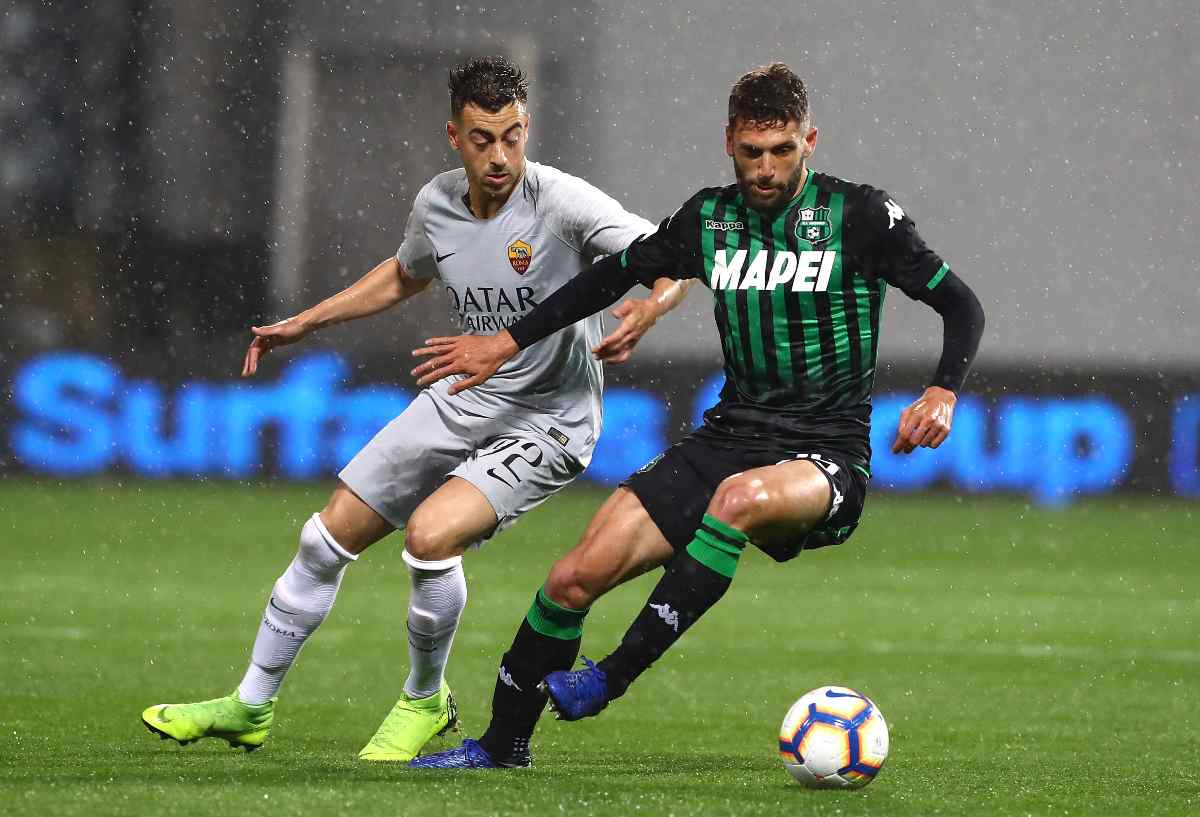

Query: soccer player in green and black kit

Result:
[407,63,985,769]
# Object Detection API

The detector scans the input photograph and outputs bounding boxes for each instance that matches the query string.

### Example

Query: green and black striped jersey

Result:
[619,170,951,466]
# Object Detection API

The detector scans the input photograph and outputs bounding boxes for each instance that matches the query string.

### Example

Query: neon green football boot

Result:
[358,681,459,762]
[141,692,274,751]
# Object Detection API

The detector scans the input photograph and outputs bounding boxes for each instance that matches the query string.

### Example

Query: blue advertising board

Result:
[5,350,1197,506]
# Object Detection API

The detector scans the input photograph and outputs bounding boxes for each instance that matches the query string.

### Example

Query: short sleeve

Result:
[856,187,949,299]
[395,185,438,281]
[618,192,707,286]
[540,168,655,258]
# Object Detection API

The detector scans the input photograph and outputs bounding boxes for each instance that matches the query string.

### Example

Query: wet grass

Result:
[2,479,1198,816]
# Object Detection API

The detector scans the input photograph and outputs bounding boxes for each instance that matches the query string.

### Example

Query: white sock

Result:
[402,551,467,700]
[236,514,357,705]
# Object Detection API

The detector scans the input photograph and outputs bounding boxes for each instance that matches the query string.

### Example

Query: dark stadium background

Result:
[3,0,1197,504]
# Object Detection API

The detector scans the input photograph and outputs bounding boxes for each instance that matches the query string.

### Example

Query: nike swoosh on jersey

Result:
[435,251,456,262]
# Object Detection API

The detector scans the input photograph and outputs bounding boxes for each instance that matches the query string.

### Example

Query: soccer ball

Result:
[778,685,889,789]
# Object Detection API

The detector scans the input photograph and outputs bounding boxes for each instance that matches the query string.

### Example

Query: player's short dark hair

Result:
[448,56,529,118]
[728,63,809,128]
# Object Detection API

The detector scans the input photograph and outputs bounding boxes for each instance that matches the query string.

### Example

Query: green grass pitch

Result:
[2,479,1198,816]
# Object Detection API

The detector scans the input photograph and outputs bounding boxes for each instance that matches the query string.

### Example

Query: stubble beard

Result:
[736,162,806,214]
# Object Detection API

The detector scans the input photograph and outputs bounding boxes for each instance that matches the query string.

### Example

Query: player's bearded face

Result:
[450,102,529,200]
[727,119,815,211]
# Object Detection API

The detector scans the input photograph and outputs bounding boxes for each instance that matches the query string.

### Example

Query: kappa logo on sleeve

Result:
[884,199,905,229]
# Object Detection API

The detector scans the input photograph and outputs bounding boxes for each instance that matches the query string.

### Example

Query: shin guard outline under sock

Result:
[401,552,468,699]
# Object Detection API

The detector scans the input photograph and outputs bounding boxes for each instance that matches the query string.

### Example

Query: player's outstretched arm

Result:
[242,256,430,377]
[891,273,985,454]
[592,277,693,364]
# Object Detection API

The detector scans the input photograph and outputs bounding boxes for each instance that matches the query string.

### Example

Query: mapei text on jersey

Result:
[709,248,837,292]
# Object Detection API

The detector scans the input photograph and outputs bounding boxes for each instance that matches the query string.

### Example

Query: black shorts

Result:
[622,434,869,562]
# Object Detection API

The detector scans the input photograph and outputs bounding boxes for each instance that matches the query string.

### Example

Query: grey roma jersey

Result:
[396,161,654,466]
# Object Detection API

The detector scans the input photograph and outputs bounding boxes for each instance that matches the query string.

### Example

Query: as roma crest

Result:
[795,206,832,246]
[507,240,533,274]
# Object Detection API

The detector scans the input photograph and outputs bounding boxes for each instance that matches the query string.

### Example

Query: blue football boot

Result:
[542,657,611,721]
[407,738,531,769]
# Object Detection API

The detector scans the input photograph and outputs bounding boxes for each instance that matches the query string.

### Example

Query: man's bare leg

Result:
[317,481,396,555]
[544,486,678,606]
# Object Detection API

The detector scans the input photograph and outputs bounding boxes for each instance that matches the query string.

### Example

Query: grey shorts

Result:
[338,384,584,542]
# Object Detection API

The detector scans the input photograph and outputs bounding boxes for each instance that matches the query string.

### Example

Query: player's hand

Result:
[592,298,662,364]
[411,331,519,394]
[241,317,311,377]
[892,386,956,454]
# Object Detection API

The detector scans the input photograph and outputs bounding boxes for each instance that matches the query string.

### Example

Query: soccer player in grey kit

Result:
[140,56,690,762]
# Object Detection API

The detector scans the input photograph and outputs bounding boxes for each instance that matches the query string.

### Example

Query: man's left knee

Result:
[403,513,469,564]
[707,474,768,529]
[543,558,598,610]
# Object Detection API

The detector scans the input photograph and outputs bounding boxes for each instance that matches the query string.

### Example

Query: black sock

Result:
[478,586,588,760]
[598,513,748,699]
